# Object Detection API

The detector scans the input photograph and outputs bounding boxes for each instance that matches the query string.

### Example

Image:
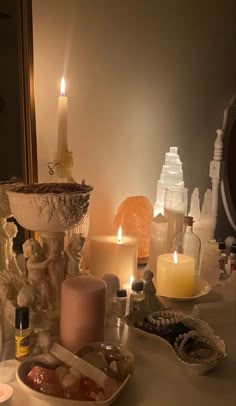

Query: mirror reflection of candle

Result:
[117,226,122,244]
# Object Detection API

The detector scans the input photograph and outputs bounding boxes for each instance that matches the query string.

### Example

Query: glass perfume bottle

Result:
[173,216,201,276]
[15,306,30,360]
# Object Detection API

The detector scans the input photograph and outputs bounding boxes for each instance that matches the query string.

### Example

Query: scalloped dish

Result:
[16,342,135,405]
[159,278,211,301]
[125,309,227,375]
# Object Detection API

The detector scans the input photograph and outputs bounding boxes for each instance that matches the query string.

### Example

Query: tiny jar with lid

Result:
[15,306,30,360]
[116,289,127,326]
[129,280,145,314]
[218,241,228,275]
[227,244,236,276]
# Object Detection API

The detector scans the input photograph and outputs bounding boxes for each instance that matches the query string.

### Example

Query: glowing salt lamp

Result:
[113,196,153,264]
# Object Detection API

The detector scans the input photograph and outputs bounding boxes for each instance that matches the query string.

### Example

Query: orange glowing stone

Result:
[113,196,153,263]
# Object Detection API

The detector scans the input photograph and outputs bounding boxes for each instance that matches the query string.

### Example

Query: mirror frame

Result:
[17,0,37,184]
[221,94,236,231]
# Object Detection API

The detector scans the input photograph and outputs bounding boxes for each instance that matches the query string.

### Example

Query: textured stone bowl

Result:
[0,181,16,218]
[7,182,93,232]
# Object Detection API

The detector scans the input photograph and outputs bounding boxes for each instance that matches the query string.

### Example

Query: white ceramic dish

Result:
[158,278,211,301]
[125,312,227,375]
[16,342,135,406]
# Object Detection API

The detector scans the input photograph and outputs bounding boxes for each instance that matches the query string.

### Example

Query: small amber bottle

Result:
[15,306,30,360]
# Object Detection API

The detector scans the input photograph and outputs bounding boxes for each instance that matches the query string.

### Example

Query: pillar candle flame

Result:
[130,275,134,287]
[173,250,178,263]
[117,226,122,244]
[60,77,66,96]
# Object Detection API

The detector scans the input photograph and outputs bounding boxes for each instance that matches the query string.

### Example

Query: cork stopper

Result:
[184,216,193,226]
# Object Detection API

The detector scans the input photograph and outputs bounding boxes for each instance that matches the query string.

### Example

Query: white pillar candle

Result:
[90,230,138,286]
[60,276,106,352]
[156,252,195,298]
[57,77,68,162]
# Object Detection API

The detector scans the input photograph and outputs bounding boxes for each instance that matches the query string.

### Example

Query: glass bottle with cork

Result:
[15,306,30,360]
[129,280,145,314]
[173,216,201,276]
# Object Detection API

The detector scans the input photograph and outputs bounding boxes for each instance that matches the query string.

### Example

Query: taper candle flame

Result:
[60,77,66,96]
[117,226,122,244]
[173,250,178,264]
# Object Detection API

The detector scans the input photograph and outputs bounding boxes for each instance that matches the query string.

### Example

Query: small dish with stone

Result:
[125,309,227,375]
[16,342,134,405]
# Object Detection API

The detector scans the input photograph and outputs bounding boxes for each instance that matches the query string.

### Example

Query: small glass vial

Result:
[227,244,236,276]
[218,241,227,275]
[173,216,201,276]
[129,281,145,314]
[15,306,30,360]
[116,289,127,326]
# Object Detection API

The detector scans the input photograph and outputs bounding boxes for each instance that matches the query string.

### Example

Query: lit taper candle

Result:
[57,77,68,162]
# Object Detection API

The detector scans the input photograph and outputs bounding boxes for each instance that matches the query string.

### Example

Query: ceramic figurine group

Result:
[0,233,85,333]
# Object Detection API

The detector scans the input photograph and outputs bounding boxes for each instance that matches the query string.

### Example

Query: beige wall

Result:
[32,0,236,246]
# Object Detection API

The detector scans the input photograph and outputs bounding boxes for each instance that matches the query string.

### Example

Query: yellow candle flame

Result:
[173,251,178,263]
[117,226,122,244]
[60,77,66,96]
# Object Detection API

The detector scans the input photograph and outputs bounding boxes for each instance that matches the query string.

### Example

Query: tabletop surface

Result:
[2,277,236,406]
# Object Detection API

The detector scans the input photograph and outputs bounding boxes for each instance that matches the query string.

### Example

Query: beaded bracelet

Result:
[175,330,222,364]
[147,310,183,327]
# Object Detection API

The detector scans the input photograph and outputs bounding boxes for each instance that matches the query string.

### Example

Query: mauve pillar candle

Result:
[60,276,106,352]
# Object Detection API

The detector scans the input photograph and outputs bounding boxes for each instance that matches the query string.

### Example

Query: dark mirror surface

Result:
[222,95,236,231]
[0,0,23,181]
[0,0,37,183]
[0,0,37,253]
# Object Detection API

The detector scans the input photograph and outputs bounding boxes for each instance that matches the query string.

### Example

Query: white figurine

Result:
[23,239,54,311]
[17,284,40,312]
[32,330,51,355]
[4,221,22,276]
[65,233,85,277]
[143,269,164,314]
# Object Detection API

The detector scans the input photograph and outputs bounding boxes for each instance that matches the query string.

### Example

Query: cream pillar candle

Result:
[90,230,138,286]
[156,252,195,298]
[57,77,68,162]
[60,276,106,352]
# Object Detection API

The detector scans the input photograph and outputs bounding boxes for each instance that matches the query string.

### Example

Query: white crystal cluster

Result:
[189,188,213,265]
[154,147,184,216]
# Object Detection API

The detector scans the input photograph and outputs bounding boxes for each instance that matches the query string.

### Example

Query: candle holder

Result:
[7,182,93,325]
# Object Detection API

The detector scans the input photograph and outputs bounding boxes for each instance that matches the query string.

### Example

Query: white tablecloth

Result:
[2,279,236,406]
